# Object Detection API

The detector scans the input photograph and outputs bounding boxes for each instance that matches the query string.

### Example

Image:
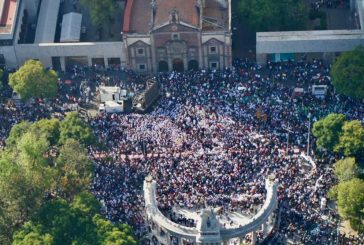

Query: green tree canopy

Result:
[12,223,53,245]
[5,121,32,148]
[336,178,364,224]
[312,113,346,152]
[237,0,308,31]
[331,46,364,100]
[54,139,93,200]
[80,0,115,29]
[334,157,360,182]
[30,119,61,146]
[59,112,95,146]
[0,145,54,244]
[9,60,58,101]
[13,192,138,245]
[335,120,364,157]
[0,116,95,244]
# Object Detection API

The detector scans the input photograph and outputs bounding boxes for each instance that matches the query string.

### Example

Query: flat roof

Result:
[0,0,18,35]
[256,30,364,54]
[257,30,364,41]
[34,0,61,43]
[60,12,82,43]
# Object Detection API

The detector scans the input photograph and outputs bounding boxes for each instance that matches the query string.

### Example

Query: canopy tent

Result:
[60,12,82,43]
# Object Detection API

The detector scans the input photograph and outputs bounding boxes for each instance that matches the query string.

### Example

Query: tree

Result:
[237,0,308,31]
[335,120,364,157]
[80,0,115,30]
[12,223,53,245]
[0,117,94,244]
[54,139,93,200]
[13,192,138,245]
[9,60,58,101]
[5,121,32,148]
[334,157,360,182]
[331,46,364,100]
[93,215,138,245]
[59,112,95,146]
[0,149,53,244]
[30,119,61,146]
[312,113,346,152]
[336,178,364,228]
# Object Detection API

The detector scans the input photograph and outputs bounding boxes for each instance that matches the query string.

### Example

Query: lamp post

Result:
[282,126,293,155]
[307,112,311,156]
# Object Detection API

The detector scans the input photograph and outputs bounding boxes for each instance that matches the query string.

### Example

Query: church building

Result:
[123,0,232,72]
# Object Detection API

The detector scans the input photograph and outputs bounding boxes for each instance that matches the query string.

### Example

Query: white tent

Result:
[60,12,82,43]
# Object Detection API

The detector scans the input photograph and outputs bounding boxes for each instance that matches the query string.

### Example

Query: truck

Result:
[99,100,124,114]
[132,79,160,112]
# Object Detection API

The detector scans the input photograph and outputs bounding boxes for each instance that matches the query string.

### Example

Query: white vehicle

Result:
[98,86,122,103]
[312,85,328,99]
[99,101,124,113]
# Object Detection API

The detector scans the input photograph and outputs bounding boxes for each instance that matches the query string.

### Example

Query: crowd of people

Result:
[1,58,364,244]
[310,0,346,10]
[89,58,363,244]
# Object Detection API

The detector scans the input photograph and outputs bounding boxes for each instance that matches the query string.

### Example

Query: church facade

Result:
[123,0,232,73]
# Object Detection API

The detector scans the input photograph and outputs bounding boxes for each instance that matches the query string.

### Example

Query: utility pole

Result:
[307,112,311,156]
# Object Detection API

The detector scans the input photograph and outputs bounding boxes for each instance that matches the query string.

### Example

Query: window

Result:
[137,48,145,56]
[172,33,179,40]
[209,46,217,54]
[138,64,146,71]
[210,62,218,69]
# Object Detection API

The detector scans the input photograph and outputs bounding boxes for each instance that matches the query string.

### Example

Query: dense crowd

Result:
[1,58,364,244]
[89,58,364,244]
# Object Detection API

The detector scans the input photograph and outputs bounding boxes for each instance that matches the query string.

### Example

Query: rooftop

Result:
[202,0,229,31]
[153,0,199,28]
[257,29,364,41]
[124,0,230,34]
[123,0,150,34]
[0,0,18,35]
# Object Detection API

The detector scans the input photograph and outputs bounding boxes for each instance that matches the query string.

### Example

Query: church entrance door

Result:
[172,58,184,72]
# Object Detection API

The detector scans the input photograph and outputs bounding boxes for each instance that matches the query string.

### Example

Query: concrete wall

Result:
[356,0,364,30]
[256,30,364,63]
[0,41,126,69]
[255,0,364,64]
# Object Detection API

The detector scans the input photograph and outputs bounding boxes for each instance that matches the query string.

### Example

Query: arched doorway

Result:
[188,60,199,71]
[158,61,169,72]
[172,58,184,72]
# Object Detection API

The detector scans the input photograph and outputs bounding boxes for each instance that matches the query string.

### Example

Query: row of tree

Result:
[0,113,137,244]
[237,0,308,31]
[312,113,364,231]
[331,46,364,100]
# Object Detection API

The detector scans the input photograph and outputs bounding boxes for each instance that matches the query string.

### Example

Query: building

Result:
[123,0,232,73]
[0,0,126,70]
[256,0,364,64]
[1,0,364,71]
